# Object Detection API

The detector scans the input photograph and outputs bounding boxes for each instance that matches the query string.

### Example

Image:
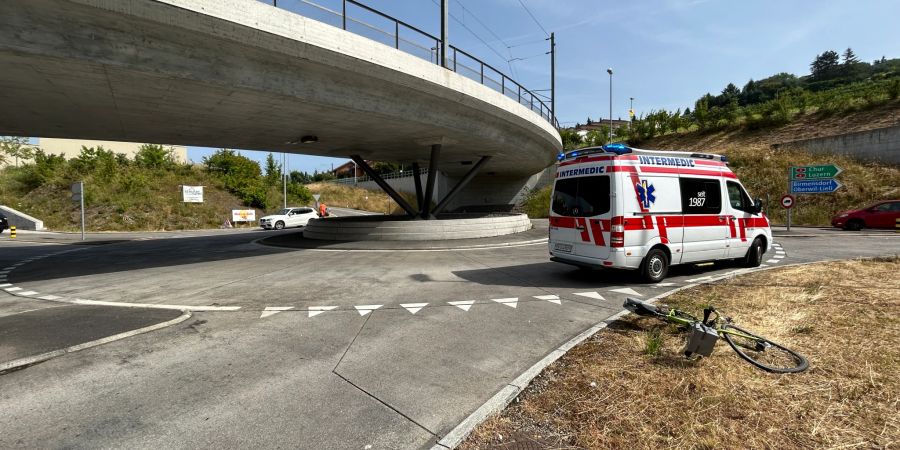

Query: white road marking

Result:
[355,304,382,316]
[776,250,785,254]
[18,291,38,296]
[653,282,678,288]
[0,283,11,288]
[491,298,518,308]
[609,288,642,297]
[66,298,241,311]
[686,276,713,283]
[573,291,605,301]
[5,287,22,292]
[774,255,785,259]
[308,306,338,318]
[260,306,294,318]
[533,295,561,304]
[759,264,769,267]
[448,300,475,311]
[766,259,779,263]
[400,303,429,314]
[39,295,62,301]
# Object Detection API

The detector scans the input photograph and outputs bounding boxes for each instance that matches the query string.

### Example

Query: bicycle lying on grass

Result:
[623,298,809,373]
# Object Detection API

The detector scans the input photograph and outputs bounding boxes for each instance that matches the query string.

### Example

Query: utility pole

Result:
[549,32,556,122]
[282,152,287,208]
[440,0,449,68]
[607,68,613,142]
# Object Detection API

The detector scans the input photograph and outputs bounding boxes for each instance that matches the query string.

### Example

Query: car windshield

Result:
[276,208,291,215]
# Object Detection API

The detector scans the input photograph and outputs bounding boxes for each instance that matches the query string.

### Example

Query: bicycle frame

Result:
[663,307,760,343]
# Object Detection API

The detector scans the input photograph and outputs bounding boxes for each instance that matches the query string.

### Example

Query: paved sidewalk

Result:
[0,304,183,370]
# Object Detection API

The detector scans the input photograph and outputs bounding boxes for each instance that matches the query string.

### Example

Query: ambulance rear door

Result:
[550,173,612,260]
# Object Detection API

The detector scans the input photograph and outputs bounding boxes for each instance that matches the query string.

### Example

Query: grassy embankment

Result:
[525,104,900,226]
[464,257,900,449]
[306,182,423,215]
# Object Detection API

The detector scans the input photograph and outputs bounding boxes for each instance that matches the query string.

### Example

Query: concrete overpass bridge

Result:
[0,0,561,215]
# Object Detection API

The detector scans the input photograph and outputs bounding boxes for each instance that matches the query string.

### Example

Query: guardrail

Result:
[329,167,427,185]
[260,0,557,127]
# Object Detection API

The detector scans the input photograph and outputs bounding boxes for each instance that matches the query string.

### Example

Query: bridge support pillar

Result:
[350,155,418,218]
[432,156,491,215]
[421,144,441,219]
[411,162,424,211]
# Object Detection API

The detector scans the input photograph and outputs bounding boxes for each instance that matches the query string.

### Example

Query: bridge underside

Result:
[0,0,560,179]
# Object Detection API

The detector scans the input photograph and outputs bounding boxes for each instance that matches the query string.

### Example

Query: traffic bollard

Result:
[10,226,16,239]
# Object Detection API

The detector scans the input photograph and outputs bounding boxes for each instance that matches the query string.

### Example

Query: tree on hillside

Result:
[264,153,281,185]
[810,50,840,79]
[135,144,176,169]
[560,128,582,150]
[0,136,35,167]
[842,48,859,65]
[204,149,267,208]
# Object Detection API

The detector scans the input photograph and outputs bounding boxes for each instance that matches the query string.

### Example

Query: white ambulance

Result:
[548,143,772,282]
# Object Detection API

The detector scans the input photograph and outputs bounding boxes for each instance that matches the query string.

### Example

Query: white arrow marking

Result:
[355,304,382,316]
[308,306,338,317]
[610,288,643,296]
[260,306,294,318]
[573,291,605,301]
[492,297,518,308]
[533,295,561,304]
[401,303,429,314]
[448,300,475,311]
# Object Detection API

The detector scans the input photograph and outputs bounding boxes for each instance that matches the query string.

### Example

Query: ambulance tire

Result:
[640,248,668,283]
[743,238,764,268]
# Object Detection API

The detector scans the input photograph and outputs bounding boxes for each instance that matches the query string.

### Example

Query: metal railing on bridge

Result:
[260,0,557,128]
[329,167,427,185]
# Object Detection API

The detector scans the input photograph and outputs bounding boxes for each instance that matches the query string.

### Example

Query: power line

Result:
[430,0,509,66]
[516,0,549,37]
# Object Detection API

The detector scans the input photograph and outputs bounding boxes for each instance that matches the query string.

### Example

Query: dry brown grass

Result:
[463,257,900,449]
[306,182,421,215]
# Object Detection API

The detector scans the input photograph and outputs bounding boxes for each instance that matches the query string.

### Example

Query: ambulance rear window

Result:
[552,176,610,217]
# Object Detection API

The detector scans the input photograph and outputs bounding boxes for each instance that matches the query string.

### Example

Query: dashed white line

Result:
[308,306,338,318]
[260,306,294,318]
[4,287,22,292]
[491,298,518,308]
[18,291,38,296]
[354,304,383,316]
[533,295,561,305]
[766,259,779,264]
[448,300,475,311]
[609,287,642,297]
[573,291,605,301]
[400,303,429,314]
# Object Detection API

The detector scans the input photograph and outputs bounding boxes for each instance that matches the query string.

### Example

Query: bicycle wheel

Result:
[721,324,808,373]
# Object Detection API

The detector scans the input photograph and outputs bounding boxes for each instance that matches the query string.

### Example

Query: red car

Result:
[831,200,900,230]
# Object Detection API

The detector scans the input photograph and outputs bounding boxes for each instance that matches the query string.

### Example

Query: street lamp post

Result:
[629,97,634,131]
[606,68,613,142]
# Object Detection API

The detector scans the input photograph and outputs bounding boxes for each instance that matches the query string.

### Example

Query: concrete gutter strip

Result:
[0,310,192,374]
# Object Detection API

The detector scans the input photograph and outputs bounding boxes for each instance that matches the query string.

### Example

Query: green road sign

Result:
[790,164,841,180]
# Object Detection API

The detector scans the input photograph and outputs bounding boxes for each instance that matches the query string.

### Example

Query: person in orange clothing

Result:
[319,202,328,217]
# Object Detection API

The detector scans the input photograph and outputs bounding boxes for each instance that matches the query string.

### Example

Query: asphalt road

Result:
[0,222,896,448]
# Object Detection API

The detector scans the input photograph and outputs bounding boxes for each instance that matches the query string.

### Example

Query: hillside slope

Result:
[643,103,900,225]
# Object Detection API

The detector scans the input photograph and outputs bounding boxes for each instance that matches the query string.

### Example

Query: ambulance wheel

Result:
[743,238,764,268]
[640,248,668,283]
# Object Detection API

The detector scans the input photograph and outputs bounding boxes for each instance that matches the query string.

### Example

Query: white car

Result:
[259,207,318,230]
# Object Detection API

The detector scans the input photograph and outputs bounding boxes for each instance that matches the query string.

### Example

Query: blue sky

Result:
[190,0,900,171]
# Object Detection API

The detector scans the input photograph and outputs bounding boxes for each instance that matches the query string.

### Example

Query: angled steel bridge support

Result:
[350,155,418,218]
[421,144,441,219]
[411,162,424,211]
[432,156,491,215]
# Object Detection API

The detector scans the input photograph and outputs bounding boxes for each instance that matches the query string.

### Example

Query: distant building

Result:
[574,119,631,138]
[1,138,188,166]
[332,160,366,178]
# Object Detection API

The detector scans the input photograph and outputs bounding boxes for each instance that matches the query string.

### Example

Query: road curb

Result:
[253,236,549,252]
[430,257,885,449]
[0,310,192,375]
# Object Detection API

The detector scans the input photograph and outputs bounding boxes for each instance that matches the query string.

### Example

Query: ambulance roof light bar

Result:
[690,152,729,164]
[557,143,633,161]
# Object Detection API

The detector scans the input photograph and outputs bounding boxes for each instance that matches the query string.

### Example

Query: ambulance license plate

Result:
[554,243,573,253]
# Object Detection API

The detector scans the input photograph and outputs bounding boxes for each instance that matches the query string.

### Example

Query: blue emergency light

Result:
[601,143,633,155]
